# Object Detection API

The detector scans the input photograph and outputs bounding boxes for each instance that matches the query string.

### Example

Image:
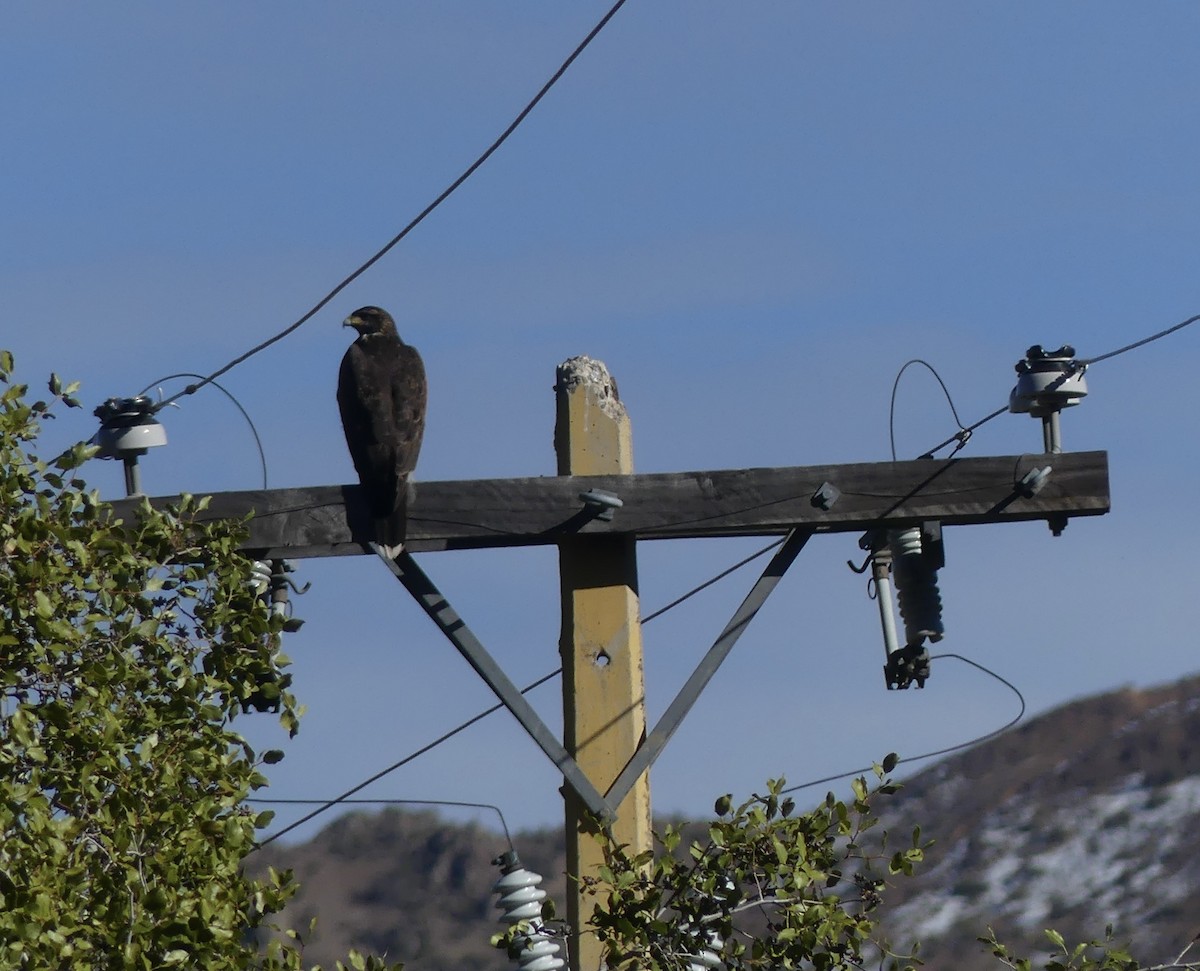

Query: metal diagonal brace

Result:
[373,545,616,823]
[605,527,814,807]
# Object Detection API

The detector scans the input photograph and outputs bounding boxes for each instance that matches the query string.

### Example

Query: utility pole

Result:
[108,352,1111,970]
[555,357,651,971]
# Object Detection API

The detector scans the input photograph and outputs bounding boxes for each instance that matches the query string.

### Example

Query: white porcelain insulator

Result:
[888,528,944,645]
[493,856,564,971]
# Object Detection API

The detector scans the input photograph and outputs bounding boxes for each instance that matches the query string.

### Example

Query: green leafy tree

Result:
[495,760,924,971]
[0,352,400,970]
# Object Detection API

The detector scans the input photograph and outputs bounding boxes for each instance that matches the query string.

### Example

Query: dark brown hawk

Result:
[337,306,427,558]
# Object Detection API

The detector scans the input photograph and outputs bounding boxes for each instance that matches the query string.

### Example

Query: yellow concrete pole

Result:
[555,356,651,971]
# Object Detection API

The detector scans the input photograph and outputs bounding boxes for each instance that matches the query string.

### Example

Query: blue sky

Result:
[3,2,1199,846]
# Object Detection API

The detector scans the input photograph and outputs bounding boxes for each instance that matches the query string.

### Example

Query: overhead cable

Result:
[1077,312,1200,366]
[780,652,1026,797]
[158,0,631,411]
[252,797,513,850]
[252,537,783,849]
[139,372,269,489]
[252,669,559,851]
[889,359,968,461]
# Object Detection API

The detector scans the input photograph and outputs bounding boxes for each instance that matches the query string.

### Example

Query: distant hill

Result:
[251,809,562,970]
[873,674,1200,970]
[250,673,1200,970]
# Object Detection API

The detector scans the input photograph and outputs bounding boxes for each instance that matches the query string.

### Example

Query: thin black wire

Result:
[887,357,1010,461]
[256,647,1025,848]
[158,0,630,412]
[1077,312,1200,366]
[780,652,1026,797]
[251,669,560,851]
[641,538,785,623]
[918,404,1009,461]
[889,359,967,462]
[250,797,514,850]
[138,372,269,489]
[251,536,786,850]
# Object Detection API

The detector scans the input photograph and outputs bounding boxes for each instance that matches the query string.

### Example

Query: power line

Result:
[641,538,786,623]
[793,312,1200,789]
[158,0,630,412]
[1078,312,1200,366]
[889,356,1008,461]
[252,537,784,850]
[251,797,514,850]
[138,372,269,489]
[918,404,1009,461]
[781,652,1026,797]
[889,359,968,462]
[255,648,1025,847]
[252,669,560,851]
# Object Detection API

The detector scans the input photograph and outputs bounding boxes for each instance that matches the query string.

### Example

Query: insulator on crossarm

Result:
[681,924,724,971]
[93,395,168,497]
[492,851,564,971]
[1008,343,1088,455]
[248,560,273,597]
[888,525,944,647]
[268,560,307,632]
[858,528,937,690]
[677,876,730,970]
[1009,343,1087,534]
[249,560,307,633]
[240,559,306,714]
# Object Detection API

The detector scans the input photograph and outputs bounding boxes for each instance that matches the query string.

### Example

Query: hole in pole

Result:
[594,651,611,668]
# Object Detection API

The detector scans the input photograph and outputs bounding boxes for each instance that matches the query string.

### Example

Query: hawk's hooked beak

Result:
[343,315,363,330]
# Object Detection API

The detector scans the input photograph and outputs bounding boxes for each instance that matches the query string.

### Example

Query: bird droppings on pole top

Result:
[556,356,625,422]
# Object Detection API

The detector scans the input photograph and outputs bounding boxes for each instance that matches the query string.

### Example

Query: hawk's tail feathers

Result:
[373,476,409,558]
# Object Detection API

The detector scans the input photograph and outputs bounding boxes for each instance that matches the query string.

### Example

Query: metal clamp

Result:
[810,481,840,511]
[1019,465,1053,498]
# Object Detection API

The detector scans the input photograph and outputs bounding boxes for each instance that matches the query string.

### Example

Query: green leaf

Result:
[33,589,53,618]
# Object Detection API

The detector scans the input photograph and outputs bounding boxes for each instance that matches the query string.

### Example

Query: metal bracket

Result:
[375,526,811,823]
[811,481,840,510]
[1019,465,1053,498]
[372,545,616,824]
[604,527,813,807]
[884,643,931,690]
